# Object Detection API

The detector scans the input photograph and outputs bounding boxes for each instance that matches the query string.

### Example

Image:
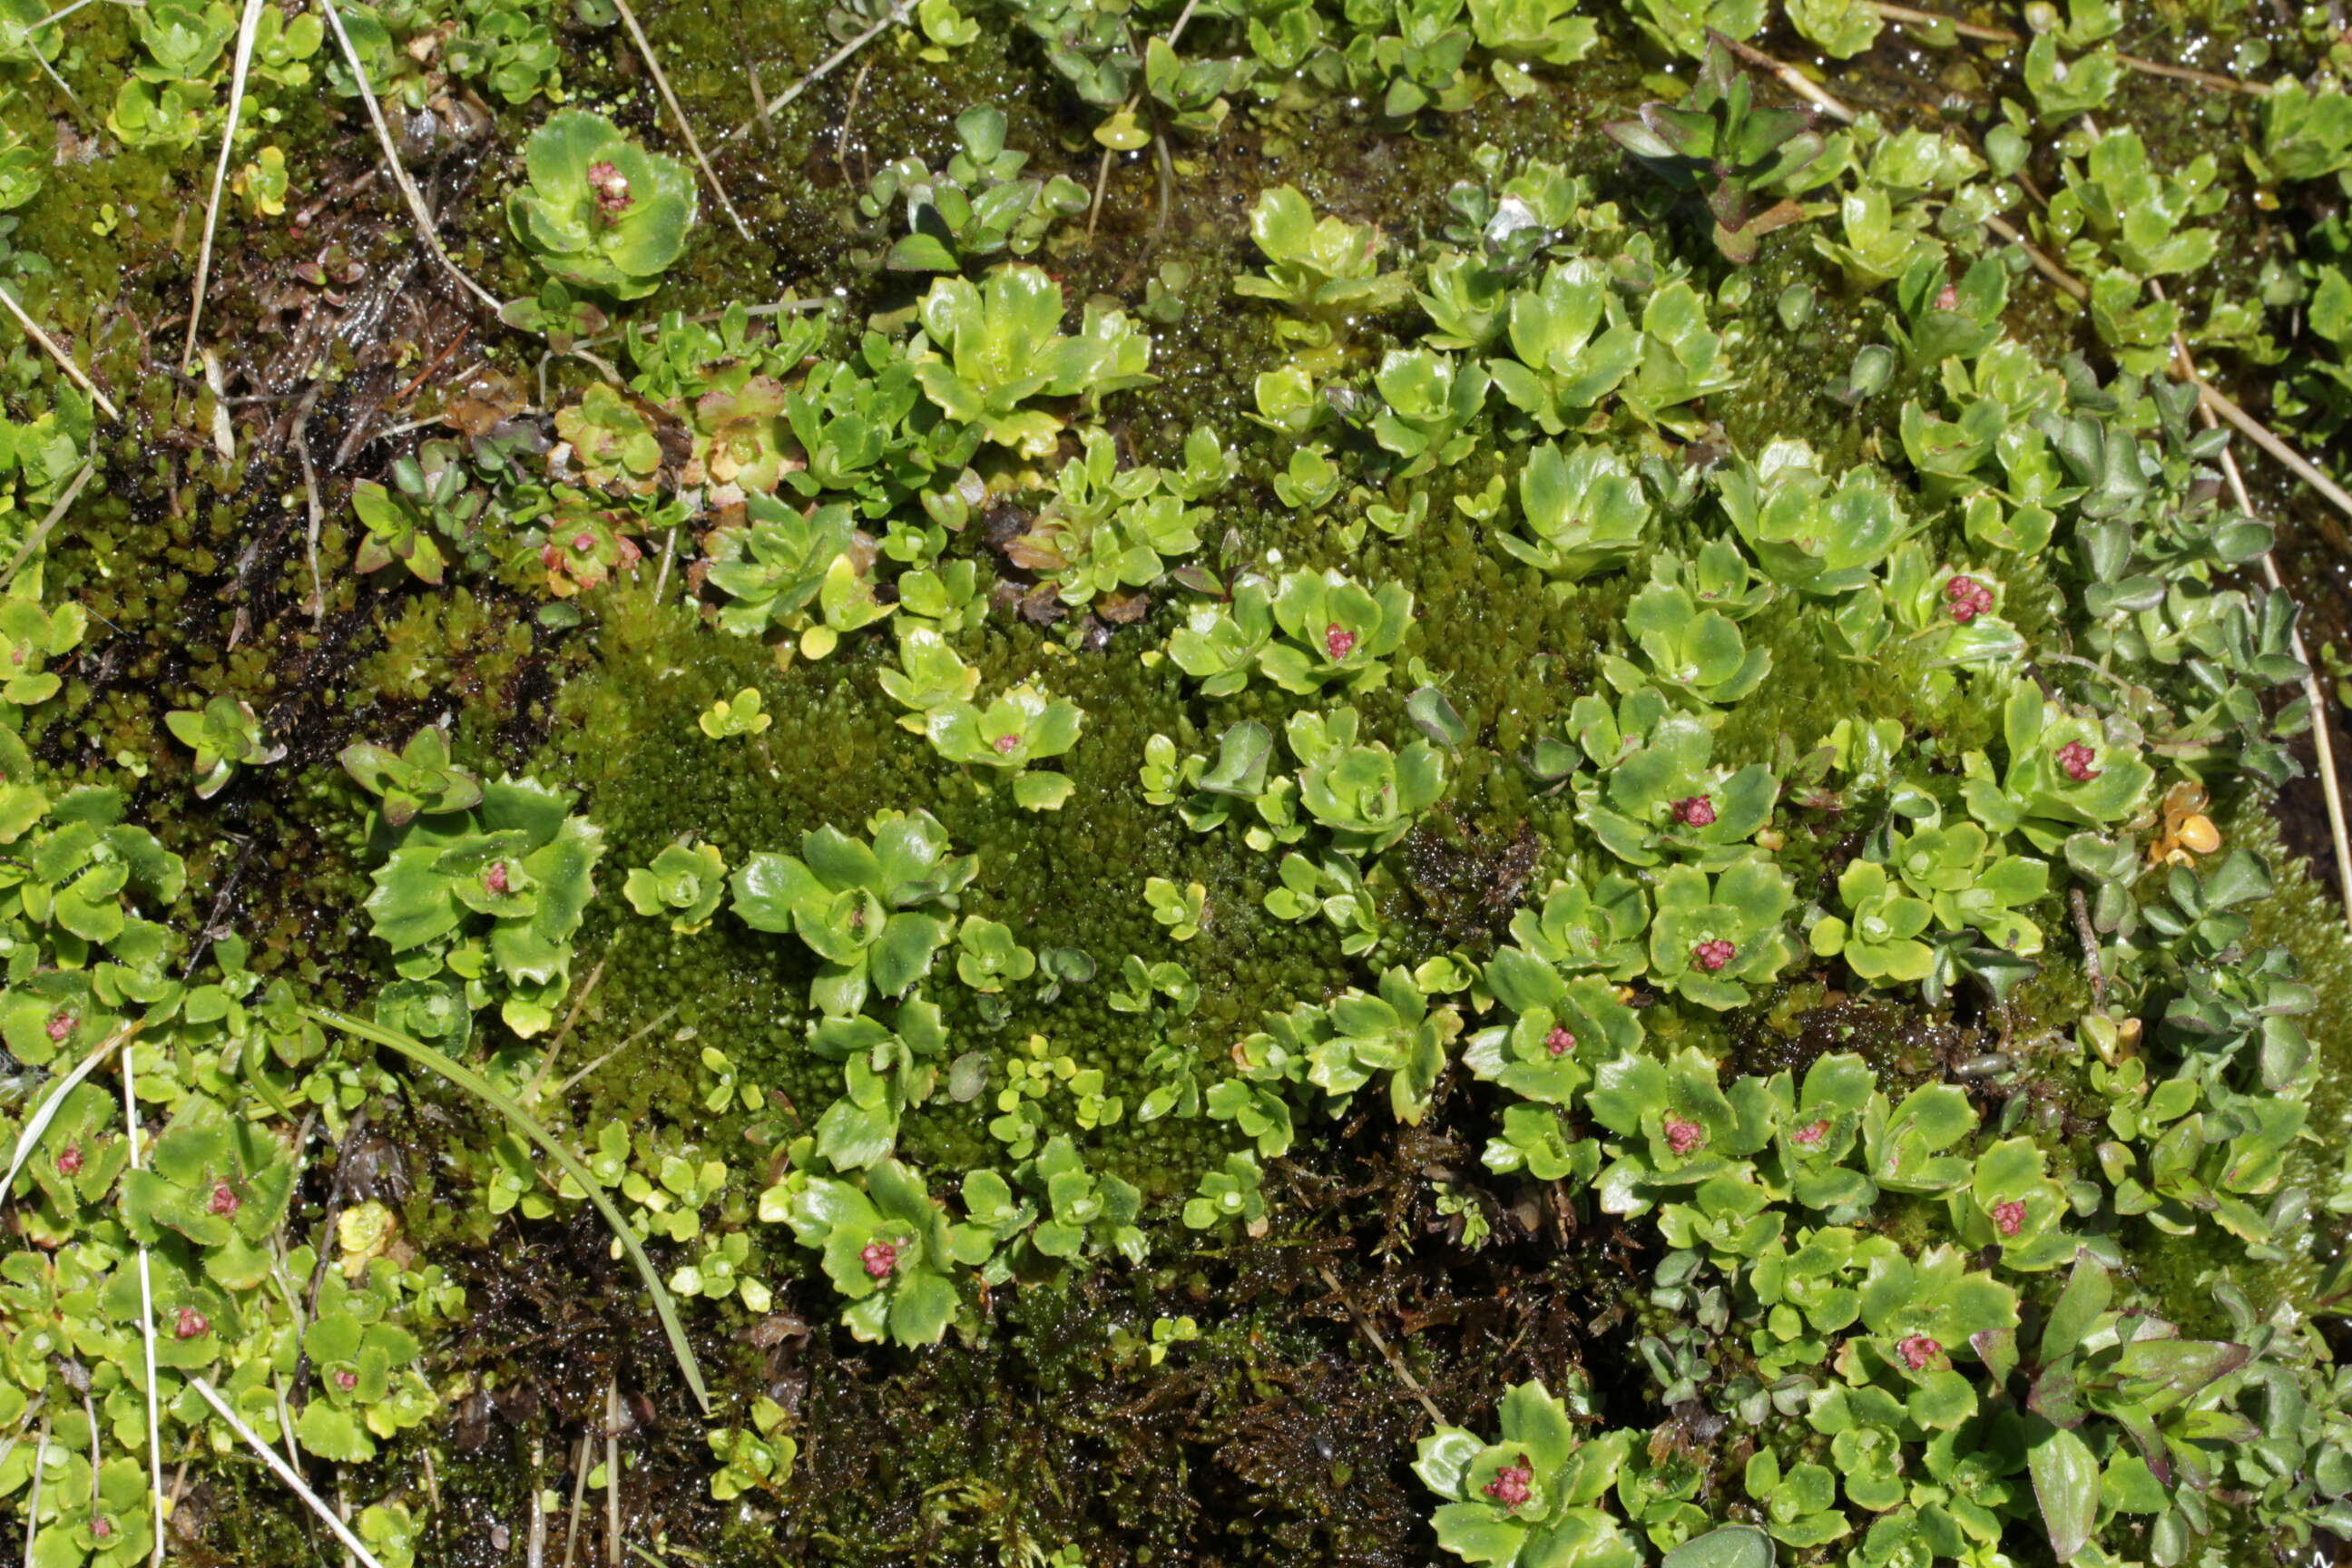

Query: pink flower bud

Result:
[1944,574,1994,623]
[1324,623,1357,661]
[860,1240,898,1279]
[1692,938,1736,973]
[1792,1119,1829,1148]
[1483,1454,1534,1509]
[1990,1199,2027,1237]
[1664,1116,1705,1156]
[1544,1026,1575,1057]
[1671,795,1716,828]
[174,1307,210,1340]
[2055,742,2100,784]
[1896,1334,1940,1370]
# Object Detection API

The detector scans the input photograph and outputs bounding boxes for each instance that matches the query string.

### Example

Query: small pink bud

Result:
[1990,1199,2027,1238]
[860,1240,898,1279]
[208,1181,240,1217]
[1544,1026,1575,1057]
[1663,1116,1705,1156]
[1324,623,1357,661]
[1896,1334,1941,1370]
[1934,283,1959,311]
[335,1369,358,1393]
[92,1518,113,1541]
[174,1307,210,1340]
[1792,1119,1829,1148]
[2055,742,2100,784]
[485,861,511,896]
[572,533,596,554]
[44,1011,72,1043]
[1691,938,1736,973]
[587,160,632,215]
[56,1142,83,1176]
[993,733,1020,755]
[1483,1454,1534,1509]
[1671,795,1716,828]
[1944,574,1994,623]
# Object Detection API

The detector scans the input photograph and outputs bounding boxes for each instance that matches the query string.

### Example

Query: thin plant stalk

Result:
[182,0,269,371]
[307,1008,711,1413]
[609,0,751,242]
[122,1044,166,1568]
[186,1379,389,1568]
[0,458,95,592]
[314,0,503,313]
[604,1376,622,1568]
[1722,40,2352,539]
[24,1416,46,1564]
[726,0,912,141]
[0,286,120,421]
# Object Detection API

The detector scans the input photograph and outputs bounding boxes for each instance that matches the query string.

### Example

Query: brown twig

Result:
[2070,887,2105,1006]
[1316,1263,1446,1426]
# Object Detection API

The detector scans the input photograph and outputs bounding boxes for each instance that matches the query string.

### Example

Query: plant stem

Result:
[610,0,752,242]
[183,0,268,372]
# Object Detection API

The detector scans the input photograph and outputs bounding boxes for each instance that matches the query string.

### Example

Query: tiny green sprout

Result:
[1182,1151,1268,1231]
[707,1397,798,1502]
[164,696,283,799]
[505,109,698,299]
[956,915,1037,994]
[0,594,85,709]
[1024,1135,1145,1264]
[698,688,772,740]
[1415,1382,1638,1568]
[1144,877,1208,941]
[1716,441,1916,596]
[1370,348,1489,475]
[338,728,484,827]
[1809,859,1935,985]
[730,811,975,1016]
[860,103,1087,273]
[1146,1314,1200,1365]
[623,841,728,934]
[878,626,981,728]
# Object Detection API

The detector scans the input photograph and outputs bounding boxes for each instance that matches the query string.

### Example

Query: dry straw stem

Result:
[0,286,118,421]
[315,0,504,314]
[122,1044,167,1568]
[725,0,914,142]
[1729,43,2352,537]
[1316,1263,1446,1426]
[1859,3,2264,94]
[187,1379,390,1568]
[609,0,752,242]
[183,0,270,371]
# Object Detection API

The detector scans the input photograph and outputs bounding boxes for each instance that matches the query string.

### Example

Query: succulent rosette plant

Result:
[505,109,698,299]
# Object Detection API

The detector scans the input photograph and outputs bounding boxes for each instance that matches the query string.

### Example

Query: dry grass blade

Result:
[187,1379,389,1568]
[122,1045,167,1568]
[314,0,503,313]
[725,0,913,142]
[0,457,95,593]
[307,1008,711,1413]
[0,286,119,421]
[609,0,751,242]
[182,0,269,371]
[0,1023,138,1207]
